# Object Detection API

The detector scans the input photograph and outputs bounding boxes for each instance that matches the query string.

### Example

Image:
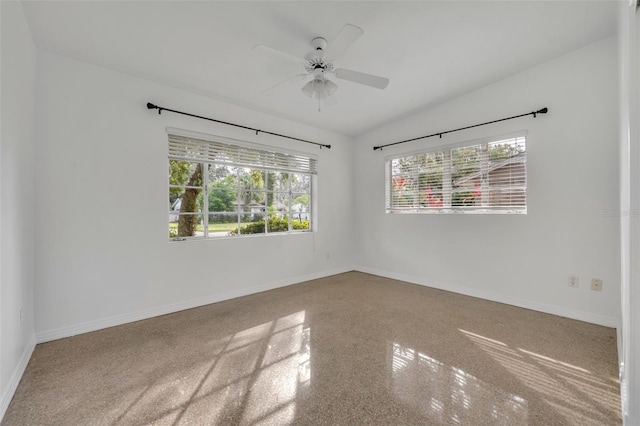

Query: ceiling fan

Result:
[254,24,389,111]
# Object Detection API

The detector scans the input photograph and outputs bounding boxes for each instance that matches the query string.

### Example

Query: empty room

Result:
[2,1,639,425]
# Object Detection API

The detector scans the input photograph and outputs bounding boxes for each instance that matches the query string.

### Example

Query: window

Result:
[168,129,316,240]
[385,134,526,214]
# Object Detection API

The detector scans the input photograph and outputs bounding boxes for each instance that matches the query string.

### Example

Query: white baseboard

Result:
[35,267,352,343]
[355,266,620,328]
[36,264,620,341]
[0,334,36,421]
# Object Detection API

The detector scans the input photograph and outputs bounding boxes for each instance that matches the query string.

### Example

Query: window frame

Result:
[385,131,527,215]
[167,128,317,241]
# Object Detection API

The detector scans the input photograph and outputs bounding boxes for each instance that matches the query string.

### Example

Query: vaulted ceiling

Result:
[22,1,617,136]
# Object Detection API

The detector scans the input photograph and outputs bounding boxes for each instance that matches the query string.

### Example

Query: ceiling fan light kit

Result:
[302,79,337,99]
[255,24,389,111]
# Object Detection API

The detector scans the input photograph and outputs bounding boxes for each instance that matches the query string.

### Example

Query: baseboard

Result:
[0,334,36,421]
[355,266,620,328]
[35,264,619,341]
[35,266,353,343]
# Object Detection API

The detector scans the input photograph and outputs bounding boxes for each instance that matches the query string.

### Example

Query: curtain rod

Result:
[146,103,331,149]
[372,107,548,151]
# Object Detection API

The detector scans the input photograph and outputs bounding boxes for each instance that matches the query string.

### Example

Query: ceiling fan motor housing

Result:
[305,36,333,72]
[305,57,334,74]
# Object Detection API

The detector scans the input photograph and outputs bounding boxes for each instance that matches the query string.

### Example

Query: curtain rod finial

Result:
[533,107,548,118]
[147,102,157,110]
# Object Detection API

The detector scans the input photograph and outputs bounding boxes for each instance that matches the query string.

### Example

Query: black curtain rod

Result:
[146,103,331,149]
[373,107,548,151]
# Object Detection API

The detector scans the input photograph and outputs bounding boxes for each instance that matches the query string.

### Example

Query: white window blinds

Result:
[385,135,526,214]
[168,133,317,174]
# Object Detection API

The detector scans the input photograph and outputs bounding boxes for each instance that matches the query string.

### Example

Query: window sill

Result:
[169,230,314,243]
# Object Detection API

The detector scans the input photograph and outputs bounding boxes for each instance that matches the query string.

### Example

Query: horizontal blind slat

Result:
[168,134,317,174]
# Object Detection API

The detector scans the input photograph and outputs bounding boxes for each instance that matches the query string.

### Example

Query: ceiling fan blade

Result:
[333,68,389,89]
[326,24,364,59]
[263,73,308,96]
[253,44,303,65]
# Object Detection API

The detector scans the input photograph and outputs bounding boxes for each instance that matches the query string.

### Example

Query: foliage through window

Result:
[168,131,315,240]
[385,134,526,214]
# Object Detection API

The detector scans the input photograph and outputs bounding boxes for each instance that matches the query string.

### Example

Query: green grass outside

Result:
[169,222,250,232]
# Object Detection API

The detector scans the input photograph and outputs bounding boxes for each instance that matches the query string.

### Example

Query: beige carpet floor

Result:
[3,272,620,425]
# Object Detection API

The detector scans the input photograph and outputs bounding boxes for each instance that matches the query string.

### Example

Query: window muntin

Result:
[168,131,315,240]
[386,135,526,214]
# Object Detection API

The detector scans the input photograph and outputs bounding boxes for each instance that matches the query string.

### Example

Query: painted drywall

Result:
[353,37,621,327]
[0,1,37,417]
[34,50,355,341]
[618,2,640,424]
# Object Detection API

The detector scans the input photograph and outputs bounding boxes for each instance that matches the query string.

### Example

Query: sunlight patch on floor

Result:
[459,328,620,425]
[388,342,528,425]
[116,310,310,425]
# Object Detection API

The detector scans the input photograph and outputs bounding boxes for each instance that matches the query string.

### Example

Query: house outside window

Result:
[168,129,316,240]
[385,133,526,214]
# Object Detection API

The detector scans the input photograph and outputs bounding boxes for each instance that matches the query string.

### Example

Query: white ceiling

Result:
[22,1,617,137]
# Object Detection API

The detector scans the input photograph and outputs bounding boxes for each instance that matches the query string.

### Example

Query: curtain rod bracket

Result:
[533,107,548,118]
[147,103,163,115]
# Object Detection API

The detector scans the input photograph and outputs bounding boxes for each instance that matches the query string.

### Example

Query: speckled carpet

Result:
[3,272,620,425]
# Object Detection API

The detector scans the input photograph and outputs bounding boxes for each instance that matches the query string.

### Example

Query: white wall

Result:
[0,1,37,418]
[3,5,626,419]
[618,2,639,424]
[34,50,355,341]
[353,37,620,327]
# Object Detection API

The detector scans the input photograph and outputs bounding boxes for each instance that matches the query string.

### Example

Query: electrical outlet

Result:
[591,278,603,291]
[568,276,579,288]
